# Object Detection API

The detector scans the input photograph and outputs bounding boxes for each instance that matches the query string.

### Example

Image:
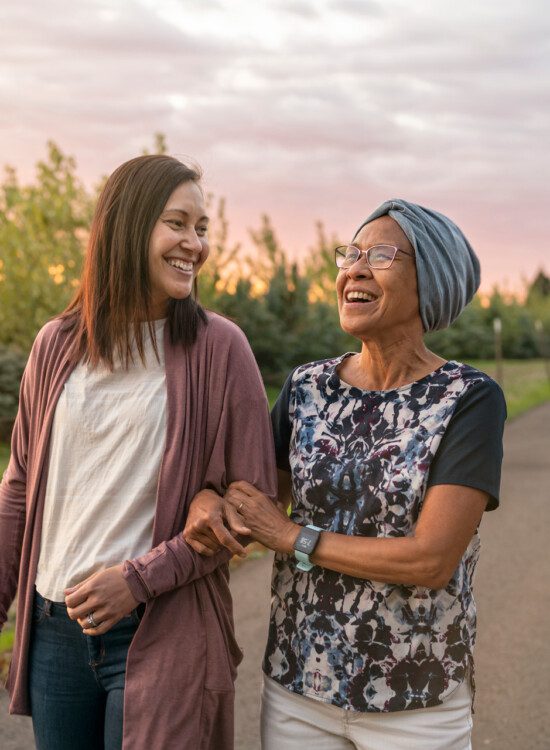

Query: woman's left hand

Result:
[65,564,140,635]
[225,481,300,554]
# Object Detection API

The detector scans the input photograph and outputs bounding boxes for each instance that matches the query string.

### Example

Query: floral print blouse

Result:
[263,355,506,713]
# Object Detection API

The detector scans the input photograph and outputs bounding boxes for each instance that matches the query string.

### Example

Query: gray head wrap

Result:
[353,199,480,332]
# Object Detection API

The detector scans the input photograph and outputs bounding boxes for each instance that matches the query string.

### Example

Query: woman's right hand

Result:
[183,489,251,558]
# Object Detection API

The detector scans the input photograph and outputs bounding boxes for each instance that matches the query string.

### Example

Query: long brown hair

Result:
[62,154,208,368]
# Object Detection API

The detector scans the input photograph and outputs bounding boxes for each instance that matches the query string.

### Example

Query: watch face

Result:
[295,527,319,555]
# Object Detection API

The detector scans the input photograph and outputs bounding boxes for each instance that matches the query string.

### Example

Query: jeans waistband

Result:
[34,589,69,616]
[33,589,145,623]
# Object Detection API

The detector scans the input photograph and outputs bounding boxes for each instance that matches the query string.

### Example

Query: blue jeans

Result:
[29,590,143,750]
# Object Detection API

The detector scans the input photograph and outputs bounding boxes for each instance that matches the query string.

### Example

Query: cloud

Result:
[277,1,319,19]
[329,0,383,16]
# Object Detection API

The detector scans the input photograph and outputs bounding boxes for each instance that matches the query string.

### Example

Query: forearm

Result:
[123,535,232,602]
[306,531,447,589]
[277,485,488,590]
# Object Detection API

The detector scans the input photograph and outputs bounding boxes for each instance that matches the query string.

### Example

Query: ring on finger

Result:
[86,612,99,629]
[237,502,245,512]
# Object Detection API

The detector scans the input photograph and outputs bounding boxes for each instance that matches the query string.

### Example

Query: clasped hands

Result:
[183,482,299,558]
[63,483,296,636]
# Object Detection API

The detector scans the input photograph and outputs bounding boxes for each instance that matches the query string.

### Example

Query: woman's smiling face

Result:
[336,216,421,340]
[148,180,209,319]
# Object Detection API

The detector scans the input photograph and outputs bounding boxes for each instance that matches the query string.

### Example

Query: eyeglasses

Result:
[334,244,413,270]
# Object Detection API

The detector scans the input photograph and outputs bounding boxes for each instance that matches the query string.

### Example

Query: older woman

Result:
[185,199,506,750]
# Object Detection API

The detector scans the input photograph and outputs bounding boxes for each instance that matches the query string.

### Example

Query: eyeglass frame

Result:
[334,244,414,270]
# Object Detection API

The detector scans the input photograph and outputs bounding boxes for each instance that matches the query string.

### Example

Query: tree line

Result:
[1,141,549,424]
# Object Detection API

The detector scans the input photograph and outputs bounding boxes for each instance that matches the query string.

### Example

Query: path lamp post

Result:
[493,317,503,387]
[534,319,550,383]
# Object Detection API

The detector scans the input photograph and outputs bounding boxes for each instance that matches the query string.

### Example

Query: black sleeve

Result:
[270,370,296,472]
[426,379,507,510]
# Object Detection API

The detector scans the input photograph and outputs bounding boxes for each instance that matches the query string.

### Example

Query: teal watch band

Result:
[294,525,322,572]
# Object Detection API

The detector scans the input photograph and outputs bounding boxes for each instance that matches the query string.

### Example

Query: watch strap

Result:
[294,525,322,572]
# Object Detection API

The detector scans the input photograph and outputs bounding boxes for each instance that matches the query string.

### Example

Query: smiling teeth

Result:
[167,259,193,272]
[346,291,376,302]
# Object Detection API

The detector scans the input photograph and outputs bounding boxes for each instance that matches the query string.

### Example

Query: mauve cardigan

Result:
[0,312,277,749]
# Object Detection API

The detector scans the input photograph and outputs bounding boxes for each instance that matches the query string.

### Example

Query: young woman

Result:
[0,154,277,750]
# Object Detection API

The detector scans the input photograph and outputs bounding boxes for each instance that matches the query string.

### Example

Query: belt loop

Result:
[43,598,52,617]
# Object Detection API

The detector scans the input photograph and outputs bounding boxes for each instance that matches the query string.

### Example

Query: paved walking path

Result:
[1,402,549,748]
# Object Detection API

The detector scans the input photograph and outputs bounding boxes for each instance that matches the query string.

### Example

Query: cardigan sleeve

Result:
[122,542,232,602]
[201,325,278,501]
[123,322,278,602]
[0,361,31,628]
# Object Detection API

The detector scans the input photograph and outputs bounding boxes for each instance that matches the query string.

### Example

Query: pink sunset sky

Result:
[1,0,549,293]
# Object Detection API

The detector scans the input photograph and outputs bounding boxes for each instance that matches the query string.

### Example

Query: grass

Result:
[0,629,14,652]
[265,385,281,408]
[0,442,9,477]
[0,606,16,672]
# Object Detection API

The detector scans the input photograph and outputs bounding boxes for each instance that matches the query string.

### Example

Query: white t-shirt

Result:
[35,319,167,602]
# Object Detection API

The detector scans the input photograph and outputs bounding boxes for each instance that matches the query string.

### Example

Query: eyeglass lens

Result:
[336,245,397,269]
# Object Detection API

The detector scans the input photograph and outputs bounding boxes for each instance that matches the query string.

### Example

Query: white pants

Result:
[261,674,473,750]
